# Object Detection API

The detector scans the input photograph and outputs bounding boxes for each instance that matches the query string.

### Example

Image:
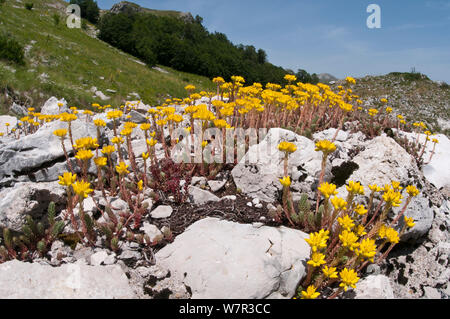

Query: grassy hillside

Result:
[332,72,450,136]
[0,0,214,114]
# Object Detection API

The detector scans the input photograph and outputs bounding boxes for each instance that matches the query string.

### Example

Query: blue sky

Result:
[96,0,450,82]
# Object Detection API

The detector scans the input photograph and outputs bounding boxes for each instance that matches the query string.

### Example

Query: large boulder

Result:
[0,181,66,232]
[395,130,450,191]
[40,97,69,115]
[0,115,18,135]
[231,128,325,202]
[0,260,135,298]
[336,135,437,241]
[352,275,395,299]
[0,119,102,184]
[155,217,310,299]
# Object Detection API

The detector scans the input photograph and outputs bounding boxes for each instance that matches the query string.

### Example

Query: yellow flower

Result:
[305,229,329,252]
[58,172,77,187]
[146,138,157,147]
[405,185,419,197]
[53,129,68,138]
[93,119,106,127]
[301,285,320,299]
[101,145,116,155]
[142,152,150,160]
[184,84,196,91]
[404,216,415,228]
[115,161,129,175]
[60,113,77,122]
[111,136,124,145]
[106,110,123,119]
[378,224,388,239]
[307,252,326,267]
[140,123,151,131]
[338,215,355,231]
[279,176,291,187]
[346,181,364,195]
[368,184,381,193]
[94,157,107,167]
[339,230,359,251]
[356,238,377,262]
[339,268,360,291]
[345,76,356,85]
[330,197,347,211]
[278,141,297,153]
[318,182,338,199]
[356,224,367,236]
[382,189,403,207]
[385,107,393,113]
[380,98,388,104]
[284,74,297,83]
[75,149,94,161]
[231,75,245,83]
[74,137,99,150]
[391,181,403,191]
[201,140,209,148]
[355,204,368,216]
[385,227,400,244]
[137,180,143,191]
[120,127,133,137]
[212,77,225,84]
[322,265,338,279]
[368,108,378,117]
[315,140,336,154]
[432,138,439,144]
[72,180,93,198]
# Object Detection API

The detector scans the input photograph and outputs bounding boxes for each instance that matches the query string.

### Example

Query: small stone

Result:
[103,254,116,265]
[142,222,163,242]
[142,198,153,210]
[207,180,227,192]
[118,249,141,260]
[255,203,263,209]
[150,205,173,219]
[221,195,237,201]
[191,176,207,187]
[252,198,261,205]
[90,251,108,266]
[246,202,253,207]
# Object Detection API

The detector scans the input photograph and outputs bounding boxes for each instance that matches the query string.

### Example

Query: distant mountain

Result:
[106,1,194,21]
[318,73,338,84]
[331,72,450,136]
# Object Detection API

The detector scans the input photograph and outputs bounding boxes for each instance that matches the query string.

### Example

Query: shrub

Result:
[70,0,100,25]
[52,14,61,26]
[0,33,25,65]
[24,2,34,10]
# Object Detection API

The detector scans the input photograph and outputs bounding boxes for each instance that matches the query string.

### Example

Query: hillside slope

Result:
[332,72,450,136]
[0,0,214,113]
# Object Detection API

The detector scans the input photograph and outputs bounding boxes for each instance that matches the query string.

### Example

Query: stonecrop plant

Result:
[0,74,436,298]
[282,139,420,299]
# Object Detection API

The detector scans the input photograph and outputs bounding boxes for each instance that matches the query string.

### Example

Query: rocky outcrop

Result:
[155,217,310,299]
[0,260,135,298]
[232,128,325,203]
[0,181,66,232]
[0,117,103,186]
[40,97,68,115]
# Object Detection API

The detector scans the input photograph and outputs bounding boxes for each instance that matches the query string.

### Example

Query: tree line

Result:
[73,0,319,85]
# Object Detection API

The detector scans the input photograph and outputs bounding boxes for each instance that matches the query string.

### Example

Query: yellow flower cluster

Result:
[278,141,297,153]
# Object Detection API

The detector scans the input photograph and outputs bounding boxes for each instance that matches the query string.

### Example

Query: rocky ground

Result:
[0,97,449,299]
